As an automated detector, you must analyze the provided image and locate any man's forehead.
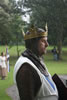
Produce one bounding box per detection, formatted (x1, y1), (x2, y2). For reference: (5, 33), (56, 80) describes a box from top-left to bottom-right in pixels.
(41, 37), (48, 40)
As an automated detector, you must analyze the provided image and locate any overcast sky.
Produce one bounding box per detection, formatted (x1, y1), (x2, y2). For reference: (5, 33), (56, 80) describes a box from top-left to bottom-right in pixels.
(15, 0), (30, 23)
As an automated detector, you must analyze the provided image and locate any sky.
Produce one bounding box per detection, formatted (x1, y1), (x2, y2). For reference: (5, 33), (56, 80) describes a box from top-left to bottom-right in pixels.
(15, 0), (30, 23)
(22, 14), (30, 23)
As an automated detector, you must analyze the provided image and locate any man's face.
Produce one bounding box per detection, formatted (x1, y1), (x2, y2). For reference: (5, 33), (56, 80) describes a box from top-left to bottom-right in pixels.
(38, 37), (48, 56)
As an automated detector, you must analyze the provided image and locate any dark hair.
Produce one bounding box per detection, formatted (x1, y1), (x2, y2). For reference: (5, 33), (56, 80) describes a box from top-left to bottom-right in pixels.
(25, 37), (41, 56)
(1, 52), (3, 56)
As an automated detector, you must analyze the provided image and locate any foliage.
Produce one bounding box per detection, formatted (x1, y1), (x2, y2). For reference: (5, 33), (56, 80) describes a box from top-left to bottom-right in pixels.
(0, 0), (27, 45)
(45, 0), (67, 57)
(0, 0), (12, 44)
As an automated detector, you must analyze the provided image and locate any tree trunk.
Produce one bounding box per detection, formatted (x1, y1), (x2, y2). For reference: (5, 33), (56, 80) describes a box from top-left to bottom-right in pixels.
(57, 39), (62, 60)
(16, 33), (19, 58)
(57, 28), (63, 60)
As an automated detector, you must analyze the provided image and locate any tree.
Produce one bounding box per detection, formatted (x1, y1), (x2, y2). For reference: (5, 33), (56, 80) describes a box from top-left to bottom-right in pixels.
(7, 0), (26, 57)
(45, 0), (67, 59)
(0, 0), (27, 57)
(0, 0), (12, 44)
(0, 0), (26, 45)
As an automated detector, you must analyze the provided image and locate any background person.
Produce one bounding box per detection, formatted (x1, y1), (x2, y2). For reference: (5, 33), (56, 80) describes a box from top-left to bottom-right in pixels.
(6, 45), (10, 72)
(6, 53), (10, 72)
(0, 52), (7, 80)
(14, 25), (58, 100)
(52, 46), (57, 61)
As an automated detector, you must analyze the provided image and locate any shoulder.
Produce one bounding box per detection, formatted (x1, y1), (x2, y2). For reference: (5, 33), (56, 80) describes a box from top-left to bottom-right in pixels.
(17, 63), (39, 78)
(16, 63), (42, 98)
(14, 56), (41, 77)
(16, 63), (41, 85)
(14, 56), (42, 84)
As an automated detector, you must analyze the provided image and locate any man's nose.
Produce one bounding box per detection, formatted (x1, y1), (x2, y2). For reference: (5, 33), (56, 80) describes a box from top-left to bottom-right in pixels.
(46, 42), (49, 47)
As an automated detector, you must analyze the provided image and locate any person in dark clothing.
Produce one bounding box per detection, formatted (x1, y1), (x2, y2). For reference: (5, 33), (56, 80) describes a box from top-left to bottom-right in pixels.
(14, 24), (58, 100)
(52, 46), (57, 61)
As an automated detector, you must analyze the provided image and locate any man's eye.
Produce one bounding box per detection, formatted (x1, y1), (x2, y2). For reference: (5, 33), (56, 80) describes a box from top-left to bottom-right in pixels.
(41, 40), (44, 43)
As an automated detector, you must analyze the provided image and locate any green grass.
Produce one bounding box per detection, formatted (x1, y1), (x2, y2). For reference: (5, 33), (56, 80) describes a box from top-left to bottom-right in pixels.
(0, 67), (14, 100)
(0, 45), (25, 57)
(44, 47), (67, 75)
(45, 60), (67, 75)
(0, 45), (67, 100)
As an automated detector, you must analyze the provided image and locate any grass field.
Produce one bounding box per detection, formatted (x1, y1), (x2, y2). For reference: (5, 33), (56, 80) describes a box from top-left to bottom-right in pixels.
(44, 47), (67, 75)
(0, 45), (67, 100)
(0, 67), (13, 100)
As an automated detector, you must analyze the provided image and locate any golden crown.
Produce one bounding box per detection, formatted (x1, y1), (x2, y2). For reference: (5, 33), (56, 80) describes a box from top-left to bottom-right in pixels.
(22, 23), (48, 40)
